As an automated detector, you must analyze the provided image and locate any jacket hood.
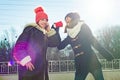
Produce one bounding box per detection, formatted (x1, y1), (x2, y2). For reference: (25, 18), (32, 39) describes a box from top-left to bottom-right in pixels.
(24, 23), (48, 34)
(24, 23), (56, 36)
(25, 23), (38, 28)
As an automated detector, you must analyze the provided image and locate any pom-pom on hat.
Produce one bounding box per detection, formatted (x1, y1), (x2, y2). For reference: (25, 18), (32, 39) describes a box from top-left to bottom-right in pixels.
(34, 6), (48, 23)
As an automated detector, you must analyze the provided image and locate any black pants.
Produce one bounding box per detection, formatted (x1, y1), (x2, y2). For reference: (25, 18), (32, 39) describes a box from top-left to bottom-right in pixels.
(75, 68), (104, 80)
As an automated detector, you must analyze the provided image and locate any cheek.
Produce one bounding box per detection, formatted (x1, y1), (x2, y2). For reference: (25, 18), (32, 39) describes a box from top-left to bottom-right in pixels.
(66, 17), (71, 22)
(65, 19), (69, 23)
(41, 23), (48, 28)
(65, 20), (70, 26)
(38, 21), (42, 25)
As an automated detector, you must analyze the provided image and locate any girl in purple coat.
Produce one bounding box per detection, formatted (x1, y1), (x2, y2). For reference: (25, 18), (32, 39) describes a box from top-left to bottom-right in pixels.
(13, 6), (62, 80)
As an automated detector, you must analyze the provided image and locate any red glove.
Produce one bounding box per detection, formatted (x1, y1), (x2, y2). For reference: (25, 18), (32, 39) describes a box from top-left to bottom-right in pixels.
(54, 21), (63, 28)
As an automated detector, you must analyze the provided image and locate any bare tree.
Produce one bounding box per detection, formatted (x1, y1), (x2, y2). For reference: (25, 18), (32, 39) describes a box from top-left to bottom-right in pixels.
(0, 27), (17, 61)
(96, 26), (120, 59)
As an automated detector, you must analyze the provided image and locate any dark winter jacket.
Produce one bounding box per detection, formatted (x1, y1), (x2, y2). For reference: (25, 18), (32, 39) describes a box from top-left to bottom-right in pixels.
(57, 21), (114, 71)
(13, 23), (60, 76)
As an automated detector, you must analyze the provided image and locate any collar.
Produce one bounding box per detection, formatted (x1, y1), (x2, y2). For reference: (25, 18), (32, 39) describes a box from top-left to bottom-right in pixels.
(67, 22), (84, 38)
(25, 23), (47, 34)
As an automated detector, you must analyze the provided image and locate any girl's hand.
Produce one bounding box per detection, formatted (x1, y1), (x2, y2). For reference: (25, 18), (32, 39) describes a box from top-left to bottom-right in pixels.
(46, 23), (50, 32)
(25, 62), (35, 71)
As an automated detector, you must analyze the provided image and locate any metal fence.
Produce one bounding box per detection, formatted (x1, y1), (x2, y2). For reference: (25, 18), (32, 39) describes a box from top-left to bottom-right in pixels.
(0, 62), (18, 74)
(0, 59), (120, 74)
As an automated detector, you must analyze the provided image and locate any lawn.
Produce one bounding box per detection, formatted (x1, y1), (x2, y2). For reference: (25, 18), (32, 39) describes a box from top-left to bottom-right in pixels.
(0, 70), (120, 80)
(49, 71), (120, 80)
(49, 72), (74, 80)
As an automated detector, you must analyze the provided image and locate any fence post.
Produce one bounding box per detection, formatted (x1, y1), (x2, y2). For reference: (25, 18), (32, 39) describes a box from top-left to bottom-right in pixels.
(119, 59), (120, 69)
(59, 60), (61, 72)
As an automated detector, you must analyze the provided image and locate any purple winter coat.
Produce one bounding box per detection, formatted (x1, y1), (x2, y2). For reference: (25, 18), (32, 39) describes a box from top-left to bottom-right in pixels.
(13, 23), (60, 79)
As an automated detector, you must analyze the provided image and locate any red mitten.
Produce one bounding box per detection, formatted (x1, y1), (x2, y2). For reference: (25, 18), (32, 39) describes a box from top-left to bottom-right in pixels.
(54, 21), (63, 28)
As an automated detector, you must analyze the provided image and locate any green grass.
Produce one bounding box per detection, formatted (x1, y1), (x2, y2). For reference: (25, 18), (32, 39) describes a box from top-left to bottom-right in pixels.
(49, 72), (74, 80)
(49, 72), (95, 80)
(0, 78), (3, 80)
(50, 71), (120, 80)
(0, 70), (120, 80)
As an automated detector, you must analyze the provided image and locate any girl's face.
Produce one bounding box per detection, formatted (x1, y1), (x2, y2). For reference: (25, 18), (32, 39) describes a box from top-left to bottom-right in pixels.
(65, 17), (71, 26)
(38, 19), (48, 29)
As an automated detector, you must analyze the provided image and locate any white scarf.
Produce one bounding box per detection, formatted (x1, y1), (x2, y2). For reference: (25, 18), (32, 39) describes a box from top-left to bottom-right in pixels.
(67, 22), (84, 38)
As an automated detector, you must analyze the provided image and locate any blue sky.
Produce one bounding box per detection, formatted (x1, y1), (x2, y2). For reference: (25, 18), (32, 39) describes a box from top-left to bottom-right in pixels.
(0, 0), (120, 39)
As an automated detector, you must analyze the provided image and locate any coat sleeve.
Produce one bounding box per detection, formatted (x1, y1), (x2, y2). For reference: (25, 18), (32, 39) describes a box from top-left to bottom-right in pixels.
(47, 27), (61, 47)
(13, 27), (32, 66)
(84, 24), (114, 61)
(92, 37), (114, 61)
(57, 37), (70, 50)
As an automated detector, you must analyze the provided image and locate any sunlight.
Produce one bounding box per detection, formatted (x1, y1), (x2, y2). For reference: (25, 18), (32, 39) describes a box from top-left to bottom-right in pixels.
(73, 0), (115, 30)
(88, 0), (113, 21)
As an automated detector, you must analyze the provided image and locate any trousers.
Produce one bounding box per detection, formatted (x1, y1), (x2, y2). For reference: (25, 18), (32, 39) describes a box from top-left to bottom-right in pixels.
(75, 68), (104, 80)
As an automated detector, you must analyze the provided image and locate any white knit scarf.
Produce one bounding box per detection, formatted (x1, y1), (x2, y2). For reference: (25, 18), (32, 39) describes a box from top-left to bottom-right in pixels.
(67, 22), (84, 38)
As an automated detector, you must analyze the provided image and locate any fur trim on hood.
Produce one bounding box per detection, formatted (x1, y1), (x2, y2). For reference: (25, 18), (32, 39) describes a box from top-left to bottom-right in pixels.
(25, 23), (38, 27)
(24, 23), (56, 37)
(24, 23), (47, 34)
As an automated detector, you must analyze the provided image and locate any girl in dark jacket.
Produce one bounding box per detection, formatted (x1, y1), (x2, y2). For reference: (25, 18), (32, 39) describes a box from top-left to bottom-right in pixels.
(13, 6), (62, 80)
(57, 12), (114, 80)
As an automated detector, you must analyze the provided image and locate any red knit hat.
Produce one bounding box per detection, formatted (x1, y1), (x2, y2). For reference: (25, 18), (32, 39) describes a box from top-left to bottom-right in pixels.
(34, 6), (48, 23)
